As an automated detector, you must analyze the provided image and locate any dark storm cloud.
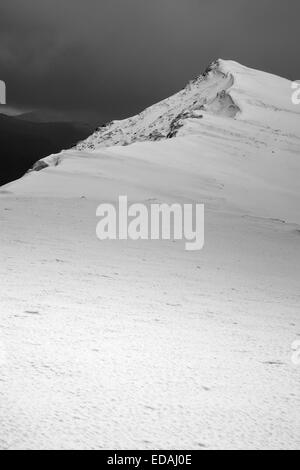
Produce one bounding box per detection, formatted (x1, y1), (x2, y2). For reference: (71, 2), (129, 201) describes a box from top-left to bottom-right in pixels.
(1, 0), (299, 123)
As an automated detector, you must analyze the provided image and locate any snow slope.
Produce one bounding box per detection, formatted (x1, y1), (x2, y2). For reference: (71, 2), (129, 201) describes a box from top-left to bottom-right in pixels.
(10, 60), (300, 224)
(0, 60), (299, 450)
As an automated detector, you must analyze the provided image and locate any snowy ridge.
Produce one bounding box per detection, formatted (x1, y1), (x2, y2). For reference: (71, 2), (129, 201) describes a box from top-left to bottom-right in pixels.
(76, 59), (239, 150)
(74, 58), (300, 150)
(28, 58), (300, 174)
(5, 59), (300, 225)
(219, 60), (300, 135)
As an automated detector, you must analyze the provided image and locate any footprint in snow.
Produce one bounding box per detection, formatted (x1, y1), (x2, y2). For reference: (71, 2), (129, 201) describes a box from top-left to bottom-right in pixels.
(262, 360), (284, 366)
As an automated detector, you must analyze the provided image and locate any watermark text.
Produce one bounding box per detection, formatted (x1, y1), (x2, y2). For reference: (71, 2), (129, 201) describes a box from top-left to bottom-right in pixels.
(291, 340), (300, 366)
(0, 80), (6, 104)
(96, 196), (204, 251)
(291, 81), (300, 105)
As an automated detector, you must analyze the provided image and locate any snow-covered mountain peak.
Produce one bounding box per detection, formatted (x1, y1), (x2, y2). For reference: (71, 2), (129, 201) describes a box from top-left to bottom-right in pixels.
(75, 59), (299, 151)
(4, 59), (300, 226)
(75, 59), (239, 150)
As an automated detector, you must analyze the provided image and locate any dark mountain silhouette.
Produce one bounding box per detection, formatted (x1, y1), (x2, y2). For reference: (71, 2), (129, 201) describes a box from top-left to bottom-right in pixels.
(15, 110), (74, 123)
(0, 113), (96, 186)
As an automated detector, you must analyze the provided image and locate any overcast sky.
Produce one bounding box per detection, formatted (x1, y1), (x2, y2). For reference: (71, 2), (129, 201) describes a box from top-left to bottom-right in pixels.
(0, 0), (299, 123)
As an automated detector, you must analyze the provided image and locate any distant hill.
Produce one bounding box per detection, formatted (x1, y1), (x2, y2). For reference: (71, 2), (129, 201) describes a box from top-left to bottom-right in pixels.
(0, 114), (95, 186)
(15, 110), (74, 123)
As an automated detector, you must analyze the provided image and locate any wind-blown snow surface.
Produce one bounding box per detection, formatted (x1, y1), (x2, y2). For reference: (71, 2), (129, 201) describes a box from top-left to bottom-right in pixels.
(0, 60), (299, 450)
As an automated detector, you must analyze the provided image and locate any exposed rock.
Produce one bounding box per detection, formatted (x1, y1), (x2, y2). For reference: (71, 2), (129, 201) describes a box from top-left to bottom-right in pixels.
(30, 160), (49, 172)
(167, 111), (203, 138)
(148, 130), (166, 141)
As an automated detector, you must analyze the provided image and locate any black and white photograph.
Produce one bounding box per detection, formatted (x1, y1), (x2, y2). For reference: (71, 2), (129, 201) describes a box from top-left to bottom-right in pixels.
(0, 0), (299, 453)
